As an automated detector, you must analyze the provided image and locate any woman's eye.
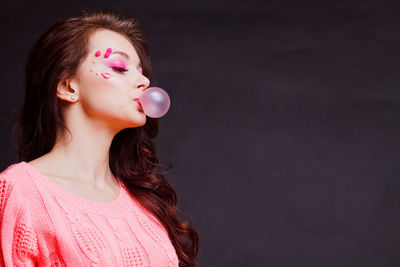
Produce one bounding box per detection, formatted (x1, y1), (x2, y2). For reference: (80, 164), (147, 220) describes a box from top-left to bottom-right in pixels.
(112, 67), (129, 73)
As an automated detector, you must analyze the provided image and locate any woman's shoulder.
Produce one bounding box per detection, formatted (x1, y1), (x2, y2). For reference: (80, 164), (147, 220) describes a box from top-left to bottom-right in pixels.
(0, 161), (31, 184)
(0, 162), (32, 215)
(0, 161), (37, 199)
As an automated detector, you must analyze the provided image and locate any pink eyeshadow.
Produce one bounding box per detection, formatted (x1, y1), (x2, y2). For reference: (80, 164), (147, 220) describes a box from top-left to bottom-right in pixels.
(105, 57), (126, 69)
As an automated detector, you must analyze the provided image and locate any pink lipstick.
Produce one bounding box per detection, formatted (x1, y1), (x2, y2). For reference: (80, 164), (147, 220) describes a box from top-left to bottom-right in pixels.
(133, 98), (143, 111)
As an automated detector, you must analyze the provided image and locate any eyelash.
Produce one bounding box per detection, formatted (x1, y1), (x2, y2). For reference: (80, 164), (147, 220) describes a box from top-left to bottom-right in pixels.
(112, 67), (129, 73)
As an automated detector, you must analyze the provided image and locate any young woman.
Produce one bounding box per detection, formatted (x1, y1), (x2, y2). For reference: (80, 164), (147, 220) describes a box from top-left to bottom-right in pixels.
(0, 10), (198, 266)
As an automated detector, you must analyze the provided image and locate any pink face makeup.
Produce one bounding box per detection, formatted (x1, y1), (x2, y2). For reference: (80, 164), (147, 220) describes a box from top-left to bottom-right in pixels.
(137, 66), (143, 74)
(95, 50), (101, 57)
(105, 57), (127, 70)
(104, 48), (112, 58)
(101, 72), (112, 79)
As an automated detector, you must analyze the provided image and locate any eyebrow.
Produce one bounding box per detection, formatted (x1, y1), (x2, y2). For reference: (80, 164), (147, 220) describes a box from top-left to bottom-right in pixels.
(111, 51), (142, 68)
(111, 51), (129, 60)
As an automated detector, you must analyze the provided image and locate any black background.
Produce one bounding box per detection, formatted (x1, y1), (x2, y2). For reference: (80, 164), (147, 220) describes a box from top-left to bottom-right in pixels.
(1, 1), (399, 266)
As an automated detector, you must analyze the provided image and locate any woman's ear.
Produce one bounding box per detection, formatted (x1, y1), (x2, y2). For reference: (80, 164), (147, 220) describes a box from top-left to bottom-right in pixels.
(56, 78), (79, 102)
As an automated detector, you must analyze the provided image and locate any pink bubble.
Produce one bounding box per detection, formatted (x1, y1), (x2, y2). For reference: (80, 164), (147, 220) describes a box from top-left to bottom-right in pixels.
(134, 87), (170, 118)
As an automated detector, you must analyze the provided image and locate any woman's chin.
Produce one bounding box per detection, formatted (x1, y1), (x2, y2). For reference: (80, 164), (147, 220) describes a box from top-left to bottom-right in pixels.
(133, 114), (147, 126)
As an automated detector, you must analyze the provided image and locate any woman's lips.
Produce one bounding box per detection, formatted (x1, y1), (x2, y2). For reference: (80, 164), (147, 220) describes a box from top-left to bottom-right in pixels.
(133, 98), (144, 111)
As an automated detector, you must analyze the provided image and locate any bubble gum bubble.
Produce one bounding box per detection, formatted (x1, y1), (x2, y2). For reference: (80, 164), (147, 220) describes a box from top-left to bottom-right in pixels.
(135, 87), (170, 118)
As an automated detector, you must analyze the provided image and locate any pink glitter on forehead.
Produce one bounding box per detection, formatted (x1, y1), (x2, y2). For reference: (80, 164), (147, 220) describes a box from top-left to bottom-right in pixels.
(104, 48), (112, 58)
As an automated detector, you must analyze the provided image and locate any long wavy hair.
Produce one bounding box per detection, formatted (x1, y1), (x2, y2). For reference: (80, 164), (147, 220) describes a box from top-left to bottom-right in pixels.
(9, 9), (198, 267)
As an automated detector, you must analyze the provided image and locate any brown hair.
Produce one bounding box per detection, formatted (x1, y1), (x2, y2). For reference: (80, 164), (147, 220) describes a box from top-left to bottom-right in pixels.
(10, 9), (198, 266)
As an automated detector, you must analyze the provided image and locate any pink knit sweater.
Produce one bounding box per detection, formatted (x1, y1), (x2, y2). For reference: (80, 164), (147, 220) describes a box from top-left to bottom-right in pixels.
(0, 161), (179, 266)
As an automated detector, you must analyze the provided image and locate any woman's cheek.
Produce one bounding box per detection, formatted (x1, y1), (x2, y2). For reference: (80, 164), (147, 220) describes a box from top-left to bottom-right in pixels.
(86, 64), (129, 93)
(103, 75), (131, 92)
(100, 72), (112, 79)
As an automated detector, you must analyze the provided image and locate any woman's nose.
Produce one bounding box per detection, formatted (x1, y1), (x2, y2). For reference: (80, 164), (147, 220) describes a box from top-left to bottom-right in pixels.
(135, 74), (150, 91)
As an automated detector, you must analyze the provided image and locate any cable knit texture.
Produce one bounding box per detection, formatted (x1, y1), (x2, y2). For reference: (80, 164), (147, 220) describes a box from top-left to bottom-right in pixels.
(0, 161), (179, 267)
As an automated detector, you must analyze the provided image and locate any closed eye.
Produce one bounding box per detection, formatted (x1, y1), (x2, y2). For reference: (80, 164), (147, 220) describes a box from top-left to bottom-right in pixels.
(112, 67), (129, 73)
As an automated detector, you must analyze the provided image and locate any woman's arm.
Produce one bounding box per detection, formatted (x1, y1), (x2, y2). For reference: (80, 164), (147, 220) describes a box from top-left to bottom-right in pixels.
(0, 173), (39, 267)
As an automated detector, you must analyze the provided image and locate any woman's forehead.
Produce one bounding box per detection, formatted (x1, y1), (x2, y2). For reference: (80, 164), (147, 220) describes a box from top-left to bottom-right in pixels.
(87, 29), (138, 59)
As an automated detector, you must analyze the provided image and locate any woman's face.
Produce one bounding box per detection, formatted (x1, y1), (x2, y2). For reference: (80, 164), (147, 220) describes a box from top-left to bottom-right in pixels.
(65, 29), (150, 131)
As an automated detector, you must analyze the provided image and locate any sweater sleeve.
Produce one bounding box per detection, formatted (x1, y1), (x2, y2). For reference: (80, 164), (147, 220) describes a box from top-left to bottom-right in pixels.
(0, 173), (39, 267)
